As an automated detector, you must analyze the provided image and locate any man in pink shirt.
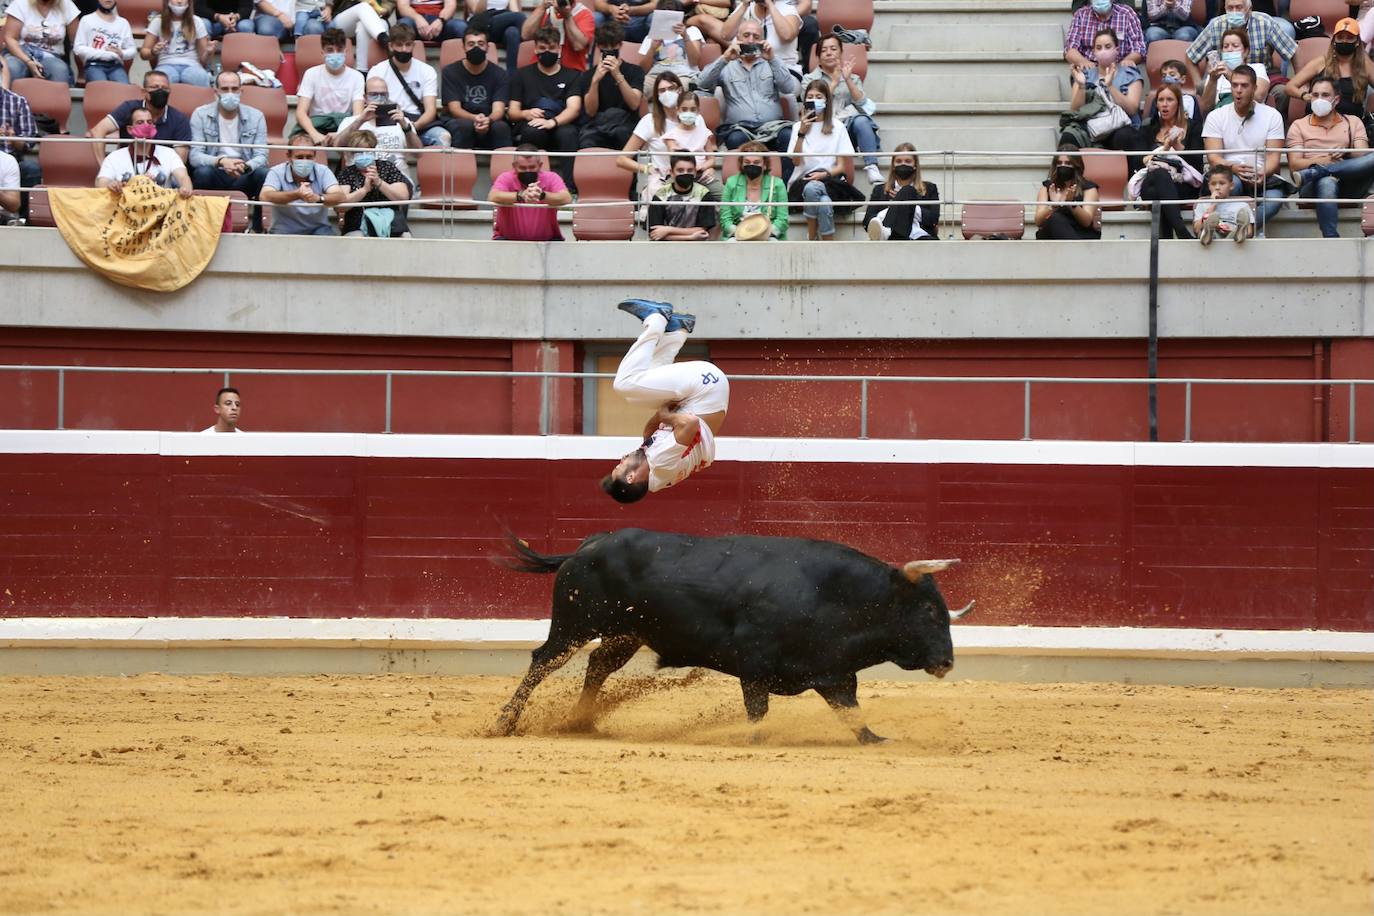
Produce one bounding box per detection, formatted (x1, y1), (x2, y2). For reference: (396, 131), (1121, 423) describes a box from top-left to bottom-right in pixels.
(489, 145), (572, 240)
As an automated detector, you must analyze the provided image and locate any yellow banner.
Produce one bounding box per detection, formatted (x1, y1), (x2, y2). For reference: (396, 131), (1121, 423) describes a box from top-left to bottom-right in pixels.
(49, 176), (231, 293)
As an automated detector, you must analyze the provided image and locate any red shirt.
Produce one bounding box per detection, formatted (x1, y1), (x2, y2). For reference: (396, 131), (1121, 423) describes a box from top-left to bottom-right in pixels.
(537, 2), (594, 71)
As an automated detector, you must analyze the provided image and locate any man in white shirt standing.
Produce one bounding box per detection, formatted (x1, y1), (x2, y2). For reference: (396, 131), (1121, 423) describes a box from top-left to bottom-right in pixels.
(203, 387), (244, 433)
(95, 107), (194, 196)
(365, 22), (450, 147)
(602, 298), (729, 503)
(1201, 65), (1287, 234)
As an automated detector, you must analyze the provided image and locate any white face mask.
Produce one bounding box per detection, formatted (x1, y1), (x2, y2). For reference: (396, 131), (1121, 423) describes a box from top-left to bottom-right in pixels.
(1311, 97), (1334, 118)
(168, 2), (188, 15)
(677, 111), (698, 127)
(658, 89), (680, 108)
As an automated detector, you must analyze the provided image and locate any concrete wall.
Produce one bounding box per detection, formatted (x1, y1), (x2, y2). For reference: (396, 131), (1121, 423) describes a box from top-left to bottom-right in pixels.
(3, 229), (1371, 341)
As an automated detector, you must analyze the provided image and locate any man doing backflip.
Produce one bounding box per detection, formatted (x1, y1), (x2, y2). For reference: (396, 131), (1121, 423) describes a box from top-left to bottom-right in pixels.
(601, 298), (730, 503)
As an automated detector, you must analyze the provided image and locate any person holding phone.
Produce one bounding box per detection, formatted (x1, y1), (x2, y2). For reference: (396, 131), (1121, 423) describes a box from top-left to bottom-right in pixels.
(489, 143), (572, 240)
(786, 79), (863, 240)
(332, 76), (424, 174)
(698, 20), (796, 177)
(1034, 148), (1101, 240)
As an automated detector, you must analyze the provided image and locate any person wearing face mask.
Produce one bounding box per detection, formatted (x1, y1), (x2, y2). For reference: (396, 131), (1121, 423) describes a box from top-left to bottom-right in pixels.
(366, 23), (451, 148)
(719, 140), (787, 239)
(1034, 148), (1101, 240)
(463, 0), (527, 77)
(89, 70), (194, 169)
(1286, 75), (1374, 238)
(1184, 0), (1294, 87)
(661, 91), (719, 196)
(786, 79), (863, 240)
(863, 143), (939, 241)
(520, 0), (594, 71)
(2, 0), (79, 84)
(645, 153), (717, 240)
(617, 72), (685, 208)
(1063, 0), (1145, 70)
(698, 20), (797, 180)
(1144, 59), (1200, 127)
(333, 75), (423, 170)
(260, 133), (348, 234)
(189, 70), (270, 230)
(96, 106), (195, 196)
(805, 34), (882, 185)
(441, 28), (514, 151)
(489, 144), (572, 240)
(508, 27), (584, 186)
(1199, 27), (1269, 111)
(334, 130), (413, 236)
(139, 0), (211, 86)
(1286, 18), (1374, 119)
(295, 28), (367, 147)
(1065, 27), (1144, 152)
(74, 0), (137, 84)
(577, 22), (645, 150)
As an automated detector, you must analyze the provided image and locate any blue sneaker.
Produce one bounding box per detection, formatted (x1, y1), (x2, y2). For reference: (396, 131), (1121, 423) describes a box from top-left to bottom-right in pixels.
(665, 312), (696, 334)
(617, 298), (674, 322)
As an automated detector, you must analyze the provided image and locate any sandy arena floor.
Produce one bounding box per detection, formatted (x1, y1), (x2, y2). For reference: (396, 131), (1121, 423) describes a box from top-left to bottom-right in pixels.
(0, 672), (1370, 916)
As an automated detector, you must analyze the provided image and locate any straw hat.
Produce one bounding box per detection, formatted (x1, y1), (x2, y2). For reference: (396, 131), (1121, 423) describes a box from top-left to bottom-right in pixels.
(735, 212), (772, 241)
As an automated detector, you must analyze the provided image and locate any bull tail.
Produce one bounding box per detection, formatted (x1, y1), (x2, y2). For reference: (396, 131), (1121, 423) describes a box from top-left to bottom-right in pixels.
(495, 530), (578, 575)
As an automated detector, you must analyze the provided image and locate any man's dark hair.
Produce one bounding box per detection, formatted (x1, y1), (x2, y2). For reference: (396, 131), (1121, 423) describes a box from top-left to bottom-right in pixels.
(389, 21), (417, 44)
(533, 26), (560, 46)
(215, 386), (240, 405)
(595, 21), (624, 46)
(321, 27), (348, 49)
(515, 142), (542, 154)
(600, 472), (649, 504)
(1309, 75), (1337, 94)
(1208, 163), (1235, 181)
(1228, 65), (1256, 86)
(464, 26), (490, 43)
(129, 106), (153, 121)
(143, 70), (169, 87)
(670, 153), (697, 171)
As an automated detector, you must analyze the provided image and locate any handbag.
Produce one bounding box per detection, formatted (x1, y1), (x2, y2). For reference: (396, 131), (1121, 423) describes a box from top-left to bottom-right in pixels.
(1086, 83), (1129, 140)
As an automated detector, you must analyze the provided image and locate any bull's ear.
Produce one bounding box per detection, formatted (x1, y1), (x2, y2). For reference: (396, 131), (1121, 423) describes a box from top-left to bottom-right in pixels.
(901, 559), (960, 582)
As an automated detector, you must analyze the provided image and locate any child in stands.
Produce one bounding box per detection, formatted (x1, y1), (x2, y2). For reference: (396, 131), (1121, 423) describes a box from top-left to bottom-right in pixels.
(1194, 164), (1252, 245)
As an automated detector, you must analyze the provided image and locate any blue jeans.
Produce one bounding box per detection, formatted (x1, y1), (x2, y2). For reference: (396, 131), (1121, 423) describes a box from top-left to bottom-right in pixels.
(1144, 24), (1200, 43)
(206, 15), (257, 37)
(83, 60), (131, 83)
(295, 9), (326, 35)
(420, 123), (450, 147)
(845, 114), (880, 168)
(398, 14), (466, 41)
(1229, 175), (1286, 229)
(251, 13), (290, 36)
(159, 61), (211, 86)
(484, 10), (526, 74)
(1297, 155), (1374, 237)
(802, 179), (834, 236)
(3, 51), (72, 85)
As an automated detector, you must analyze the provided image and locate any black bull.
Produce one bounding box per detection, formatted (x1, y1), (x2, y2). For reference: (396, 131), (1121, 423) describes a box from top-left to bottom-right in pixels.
(492, 529), (973, 744)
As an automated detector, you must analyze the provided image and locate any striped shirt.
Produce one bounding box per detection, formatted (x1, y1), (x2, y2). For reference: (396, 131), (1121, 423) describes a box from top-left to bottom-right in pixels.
(0, 89), (37, 156)
(1185, 12), (1296, 65)
(1064, 4), (1146, 62)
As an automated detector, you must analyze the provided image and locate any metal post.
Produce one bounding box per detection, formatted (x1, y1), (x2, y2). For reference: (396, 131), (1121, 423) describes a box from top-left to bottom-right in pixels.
(859, 379), (869, 439)
(1022, 381), (1031, 441)
(1184, 381), (1192, 443)
(539, 374), (551, 436)
(384, 373), (392, 434)
(56, 369), (65, 430)
(1147, 199), (1160, 442)
(1350, 381), (1357, 444)
(223, 371), (230, 388)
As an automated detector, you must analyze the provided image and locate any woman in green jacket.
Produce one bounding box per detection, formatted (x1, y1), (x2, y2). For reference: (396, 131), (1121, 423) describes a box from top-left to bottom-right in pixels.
(719, 140), (789, 240)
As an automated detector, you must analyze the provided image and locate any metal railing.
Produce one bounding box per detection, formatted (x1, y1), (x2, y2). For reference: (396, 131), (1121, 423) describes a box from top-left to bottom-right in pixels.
(2, 364), (1370, 443)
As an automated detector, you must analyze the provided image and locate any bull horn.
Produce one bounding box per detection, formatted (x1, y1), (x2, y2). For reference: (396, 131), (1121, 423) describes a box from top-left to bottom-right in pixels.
(949, 599), (975, 621)
(902, 559), (960, 582)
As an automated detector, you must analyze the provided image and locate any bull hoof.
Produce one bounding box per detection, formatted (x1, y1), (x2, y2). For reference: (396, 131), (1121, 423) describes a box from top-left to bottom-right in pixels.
(563, 717), (597, 734)
(856, 727), (887, 745)
(489, 714), (518, 738)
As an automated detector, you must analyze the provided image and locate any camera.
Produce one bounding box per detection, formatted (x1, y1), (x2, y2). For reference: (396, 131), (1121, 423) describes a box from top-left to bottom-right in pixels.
(739, 42), (759, 56)
(375, 102), (396, 127)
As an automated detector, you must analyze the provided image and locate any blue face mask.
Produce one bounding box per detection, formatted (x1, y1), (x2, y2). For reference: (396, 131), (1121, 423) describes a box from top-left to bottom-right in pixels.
(218, 91), (240, 113)
(1162, 73), (1182, 84)
(291, 159), (315, 179)
(324, 51), (346, 70)
(1225, 11), (1246, 27)
(1221, 50), (1244, 69)
(1091, 0), (1111, 13)
(353, 153), (375, 169)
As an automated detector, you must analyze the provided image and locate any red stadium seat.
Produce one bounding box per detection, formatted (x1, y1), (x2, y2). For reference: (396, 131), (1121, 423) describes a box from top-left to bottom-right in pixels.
(295, 35), (350, 71)
(120, 0), (161, 32)
(439, 37), (500, 69)
(1362, 197), (1374, 236)
(1079, 148), (1129, 211)
(242, 85), (290, 140)
(818, 0), (874, 36)
(14, 78), (72, 134)
(961, 201), (1025, 240)
(194, 188), (252, 232)
(221, 33), (285, 74)
(805, 44), (869, 81)
(169, 83), (214, 115)
(516, 40), (536, 69)
(572, 146), (634, 240)
(26, 187), (55, 227)
(417, 149), (478, 209)
(1293, 36), (1330, 74)
(488, 145), (518, 183)
(696, 42), (721, 71)
(1145, 40), (1191, 91)
(38, 139), (100, 186)
(81, 81), (143, 130)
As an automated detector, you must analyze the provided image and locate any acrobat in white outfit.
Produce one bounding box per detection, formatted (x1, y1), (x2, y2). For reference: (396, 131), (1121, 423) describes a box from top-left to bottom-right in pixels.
(601, 298), (730, 504)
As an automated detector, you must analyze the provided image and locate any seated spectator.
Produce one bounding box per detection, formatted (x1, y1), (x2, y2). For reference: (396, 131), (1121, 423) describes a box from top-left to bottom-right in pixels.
(249, 0), (329, 37)
(96, 106), (194, 194)
(1065, 29), (1144, 151)
(1199, 27), (1269, 110)
(89, 70), (194, 177)
(787, 79), (864, 240)
(662, 89), (719, 195)
(441, 28), (513, 150)
(295, 29), (366, 145)
(1034, 149), (1101, 240)
(1194, 164), (1252, 243)
(189, 70), (269, 230)
(140, 0), (211, 86)
(1201, 65), (1286, 231)
(1145, 58), (1201, 126)
(593, 0), (654, 45)
(863, 143), (939, 241)
(0, 148), (20, 221)
(2, 0), (78, 84)
(75, 0), (136, 84)
(335, 131), (413, 236)
(367, 23), (451, 147)
(646, 153), (718, 239)
(508, 27), (584, 185)
(1, 69), (42, 192)
(1064, 0), (1145, 69)
(1132, 83), (1204, 239)
(640, 3), (703, 97)
(719, 139), (788, 240)
(805, 33), (882, 184)
(578, 22), (645, 150)
(1145, 0), (1200, 45)
(195, 0), (255, 39)
(521, 0), (595, 71)
(260, 133), (347, 235)
(328, 0), (394, 70)
(720, 0), (804, 83)
(1287, 76), (1374, 238)
(1285, 19), (1374, 119)
(334, 76), (424, 171)
(1186, 0), (1294, 86)
(617, 71), (686, 204)
(699, 20), (797, 177)
(465, 0), (526, 75)
(396, 0), (465, 43)
(489, 143), (572, 240)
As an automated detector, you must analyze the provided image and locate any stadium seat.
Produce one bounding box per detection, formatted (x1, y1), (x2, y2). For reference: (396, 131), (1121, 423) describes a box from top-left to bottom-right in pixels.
(1145, 40), (1190, 90)
(516, 40), (536, 69)
(120, 0), (161, 32)
(26, 187), (55, 227)
(818, 0), (874, 36)
(571, 146), (634, 240)
(14, 79), (72, 134)
(488, 145), (517, 184)
(295, 35), (349, 71)
(1290, 0), (1349, 36)
(194, 189), (252, 232)
(1079, 148), (1129, 210)
(697, 42), (721, 71)
(1189, 0), (1208, 26)
(805, 43), (869, 81)
(169, 83), (215, 114)
(222, 33), (285, 74)
(1293, 36), (1330, 74)
(1362, 198), (1374, 236)
(699, 95), (721, 131)
(81, 81), (143, 130)
(39, 140), (101, 186)
(417, 149), (478, 209)
(438, 37), (499, 69)
(960, 201), (1025, 240)
(617, 40), (645, 68)
(242, 85), (290, 140)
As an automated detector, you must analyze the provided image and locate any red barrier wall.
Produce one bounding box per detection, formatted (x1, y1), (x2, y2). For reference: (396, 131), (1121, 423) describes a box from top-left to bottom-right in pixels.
(1, 452), (1369, 631)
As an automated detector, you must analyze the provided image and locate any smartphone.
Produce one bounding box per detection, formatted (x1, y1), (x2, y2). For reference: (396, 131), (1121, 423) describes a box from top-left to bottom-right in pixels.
(375, 102), (396, 127)
(1205, 50), (1220, 70)
(808, 98), (825, 113)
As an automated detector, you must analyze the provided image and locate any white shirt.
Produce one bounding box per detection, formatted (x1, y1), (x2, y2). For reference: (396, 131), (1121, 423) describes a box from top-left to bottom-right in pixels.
(787, 118), (854, 183)
(0, 151), (19, 214)
(335, 115), (408, 168)
(742, 0), (802, 73)
(201, 425), (244, 433)
(367, 58), (438, 118)
(97, 145), (186, 187)
(8, 0), (80, 56)
(646, 421), (715, 493)
(632, 112), (678, 175)
(74, 12), (135, 63)
(1201, 101), (1284, 174)
(661, 118), (712, 169)
(216, 112), (241, 160)
(146, 13), (208, 66)
(298, 64), (365, 116)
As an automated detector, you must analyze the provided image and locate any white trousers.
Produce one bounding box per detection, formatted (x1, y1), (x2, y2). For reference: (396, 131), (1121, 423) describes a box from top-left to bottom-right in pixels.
(612, 314), (729, 415)
(331, 4), (389, 68)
